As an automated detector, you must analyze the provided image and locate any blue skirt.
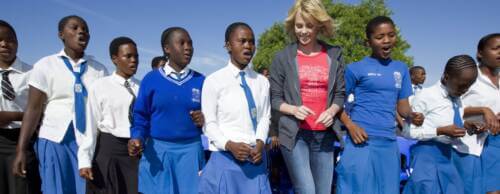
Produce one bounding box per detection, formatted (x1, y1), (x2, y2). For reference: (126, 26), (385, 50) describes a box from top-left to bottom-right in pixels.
(481, 135), (500, 192)
(138, 137), (204, 194)
(35, 125), (85, 194)
(403, 141), (464, 194)
(199, 151), (271, 194)
(336, 136), (400, 194)
(451, 149), (483, 194)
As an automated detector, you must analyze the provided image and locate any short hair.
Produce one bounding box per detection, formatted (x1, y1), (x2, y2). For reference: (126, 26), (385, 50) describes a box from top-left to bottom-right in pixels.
(284, 0), (335, 41)
(160, 27), (188, 56)
(0, 20), (17, 40)
(151, 56), (166, 69)
(109, 36), (136, 58)
(409, 66), (425, 75)
(476, 33), (500, 62)
(58, 15), (87, 33)
(225, 22), (253, 43)
(443, 55), (477, 77)
(365, 16), (395, 39)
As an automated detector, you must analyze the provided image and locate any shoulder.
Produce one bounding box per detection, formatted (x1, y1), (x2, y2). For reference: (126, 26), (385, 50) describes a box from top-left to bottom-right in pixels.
(190, 69), (206, 80)
(85, 56), (108, 72)
(392, 60), (410, 71)
(88, 76), (112, 93)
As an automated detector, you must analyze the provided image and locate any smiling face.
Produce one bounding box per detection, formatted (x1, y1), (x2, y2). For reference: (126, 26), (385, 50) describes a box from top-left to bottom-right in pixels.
(226, 26), (255, 69)
(59, 17), (90, 55)
(112, 43), (138, 79)
(164, 30), (193, 70)
(0, 25), (17, 65)
(367, 22), (396, 60)
(478, 36), (500, 69)
(294, 11), (320, 46)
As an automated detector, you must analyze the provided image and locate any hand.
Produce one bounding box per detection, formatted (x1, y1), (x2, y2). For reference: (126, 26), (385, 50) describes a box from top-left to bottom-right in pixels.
(190, 110), (204, 128)
(79, 168), (94, 180)
(128, 139), (143, 157)
(482, 108), (500, 133)
(315, 109), (335, 127)
(346, 123), (368, 144)
(270, 136), (280, 150)
(12, 151), (27, 177)
(410, 112), (425, 126)
(464, 121), (486, 135)
(437, 124), (466, 138)
(250, 140), (264, 164)
(225, 141), (252, 162)
(292, 105), (315, 120)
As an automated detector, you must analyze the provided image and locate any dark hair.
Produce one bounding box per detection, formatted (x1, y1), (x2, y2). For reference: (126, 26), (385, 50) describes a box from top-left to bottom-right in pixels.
(365, 16), (395, 39)
(109, 36), (136, 58)
(58, 15), (88, 33)
(225, 22), (253, 43)
(409, 66), (425, 75)
(151, 56), (166, 69)
(443, 55), (477, 77)
(476, 33), (500, 62)
(160, 27), (187, 55)
(0, 20), (17, 40)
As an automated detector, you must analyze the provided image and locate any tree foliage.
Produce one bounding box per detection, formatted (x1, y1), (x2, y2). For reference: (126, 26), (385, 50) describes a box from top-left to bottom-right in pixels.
(253, 0), (413, 71)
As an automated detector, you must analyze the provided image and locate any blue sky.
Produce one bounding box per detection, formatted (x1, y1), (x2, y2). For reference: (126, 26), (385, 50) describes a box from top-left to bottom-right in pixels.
(3, 0), (500, 86)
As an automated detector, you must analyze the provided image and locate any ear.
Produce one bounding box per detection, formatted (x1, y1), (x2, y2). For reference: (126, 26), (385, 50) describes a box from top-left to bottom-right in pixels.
(364, 39), (370, 47)
(111, 54), (118, 65)
(477, 50), (483, 62)
(58, 31), (64, 41)
(163, 44), (170, 56)
(224, 41), (231, 53)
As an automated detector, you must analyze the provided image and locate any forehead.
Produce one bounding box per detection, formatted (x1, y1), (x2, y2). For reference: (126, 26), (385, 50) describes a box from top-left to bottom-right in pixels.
(171, 30), (190, 40)
(372, 22), (395, 34)
(0, 26), (16, 37)
(118, 43), (137, 52)
(230, 26), (254, 38)
(64, 18), (87, 28)
(486, 36), (500, 47)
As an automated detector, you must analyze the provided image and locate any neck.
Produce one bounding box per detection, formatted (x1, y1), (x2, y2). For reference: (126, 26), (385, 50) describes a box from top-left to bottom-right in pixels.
(0, 57), (16, 69)
(64, 47), (84, 63)
(168, 61), (185, 73)
(297, 41), (321, 55)
(231, 59), (247, 70)
(479, 63), (499, 87)
(116, 71), (132, 80)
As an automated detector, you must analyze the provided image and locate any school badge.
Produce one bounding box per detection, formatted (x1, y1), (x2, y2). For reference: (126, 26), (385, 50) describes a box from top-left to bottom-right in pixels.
(394, 71), (402, 89)
(251, 107), (257, 119)
(75, 83), (83, 93)
(192, 88), (201, 103)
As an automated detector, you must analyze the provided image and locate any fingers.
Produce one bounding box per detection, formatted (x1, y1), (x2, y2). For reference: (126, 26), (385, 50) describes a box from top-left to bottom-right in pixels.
(12, 154), (26, 178)
(190, 110), (204, 127)
(348, 126), (367, 144)
(79, 168), (94, 180)
(315, 111), (334, 127)
(453, 128), (466, 137)
(294, 106), (315, 120)
(128, 139), (143, 157)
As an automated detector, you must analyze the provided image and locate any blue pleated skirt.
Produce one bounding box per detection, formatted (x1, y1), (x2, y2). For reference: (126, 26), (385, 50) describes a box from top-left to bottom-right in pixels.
(451, 148), (483, 194)
(403, 141), (464, 194)
(481, 135), (500, 192)
(199, 151), (271, 194)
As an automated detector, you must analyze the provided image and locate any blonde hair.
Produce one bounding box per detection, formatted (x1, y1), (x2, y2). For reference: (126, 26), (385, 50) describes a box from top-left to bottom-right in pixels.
(284, 0), (335, 41)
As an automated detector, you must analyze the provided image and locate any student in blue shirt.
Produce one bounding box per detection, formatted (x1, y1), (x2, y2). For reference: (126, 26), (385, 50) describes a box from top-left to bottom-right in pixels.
(403, 55), (479, 194)
(128, 27), (205, 194)
(336, 16), (424, 194)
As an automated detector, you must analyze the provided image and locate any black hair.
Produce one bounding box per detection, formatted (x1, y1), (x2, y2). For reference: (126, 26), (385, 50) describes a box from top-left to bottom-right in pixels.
(160, 27), (187, 56)
(151, 56), (166, 69)
(58, 15), (87, 33)
(224, 22), (253, 43)
(365, 16), (395, 39)
(109, 36), (136, 58)
(409, 66), (425, 75)
(476, 33), (500, 62)
(443, 55), (477, 77)
(0, 20), (17, 40)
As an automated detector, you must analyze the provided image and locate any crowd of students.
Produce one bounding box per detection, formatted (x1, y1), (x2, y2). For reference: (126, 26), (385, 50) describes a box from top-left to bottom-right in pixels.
(1, 0), (499, 194)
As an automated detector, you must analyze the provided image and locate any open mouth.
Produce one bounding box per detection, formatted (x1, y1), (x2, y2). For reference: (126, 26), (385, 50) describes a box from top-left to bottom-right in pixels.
(77, 36), (88, 47)
(382, 46), (392, 54)
(243, 51), (253, 59)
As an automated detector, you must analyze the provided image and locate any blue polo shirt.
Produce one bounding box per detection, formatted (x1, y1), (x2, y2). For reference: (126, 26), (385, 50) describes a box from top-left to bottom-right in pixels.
(345, 56), (412, 139)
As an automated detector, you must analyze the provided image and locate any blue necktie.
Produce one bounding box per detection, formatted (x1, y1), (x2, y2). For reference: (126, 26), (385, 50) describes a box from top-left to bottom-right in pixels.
(451, 97), (464, 128)
(239, 71), (257, 131)
(61, 57), (88, 133)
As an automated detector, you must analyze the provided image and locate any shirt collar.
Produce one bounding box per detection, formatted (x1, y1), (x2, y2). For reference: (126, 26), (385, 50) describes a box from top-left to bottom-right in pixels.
(476, 67), (500, 89)
(226, 60), (251, 78)
(111, 72), (135, 87)
(162, 61), (189, 76)
(56, 49), (89, 67)
(0, 57), (24, 73)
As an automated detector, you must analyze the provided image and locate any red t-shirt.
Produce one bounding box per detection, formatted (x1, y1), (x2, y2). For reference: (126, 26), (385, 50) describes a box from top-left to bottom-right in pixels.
(297, 48), (330, 131)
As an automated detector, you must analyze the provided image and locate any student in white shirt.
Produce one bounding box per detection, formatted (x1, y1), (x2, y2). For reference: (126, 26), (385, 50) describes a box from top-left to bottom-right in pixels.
(403, 55), (479, 194)
(199, 22), (271, 194)
(409, 66), (426, 96)
(12, 15), (108, 194)
(78, 37), (139, 194)
(462, 33), (500, 194)
(0, 20), (41, 194)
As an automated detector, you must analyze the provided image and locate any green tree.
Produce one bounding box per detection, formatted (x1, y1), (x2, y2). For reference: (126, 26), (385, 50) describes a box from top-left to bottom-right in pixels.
(253, 0), (413, 71)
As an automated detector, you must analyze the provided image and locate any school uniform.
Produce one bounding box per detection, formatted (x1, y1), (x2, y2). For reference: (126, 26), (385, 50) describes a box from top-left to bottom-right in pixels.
(461, 68), (500, 193)
(0, 58), (41, 194)
(29, 50), (108, 194)
(199, 61), (271, 194)
(336, 56), (412, 194)
(131, 64), (205, 194)
(77, 73), (139, 194)
(402, 82), (465, 194)
(409, 83), (423, 104)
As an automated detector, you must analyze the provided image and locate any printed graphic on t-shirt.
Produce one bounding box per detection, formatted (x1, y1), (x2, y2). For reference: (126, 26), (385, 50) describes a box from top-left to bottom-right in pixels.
(394, 71), (402, 89)
(192, 88), (201, 103)
(298, 64), (329, 98)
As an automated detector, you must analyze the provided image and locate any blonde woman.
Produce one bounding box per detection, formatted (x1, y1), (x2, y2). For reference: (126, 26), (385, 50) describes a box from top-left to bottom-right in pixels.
(269, 0), (344, 193)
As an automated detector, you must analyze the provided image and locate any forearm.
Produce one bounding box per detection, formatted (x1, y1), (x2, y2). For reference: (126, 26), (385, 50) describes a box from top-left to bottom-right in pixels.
(279, 103), (298, 116)
(464, 107), (489, 117)
(16, 107), (42, 151)
(0, 111), (24, 124)
(339, 110), (356, 129)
